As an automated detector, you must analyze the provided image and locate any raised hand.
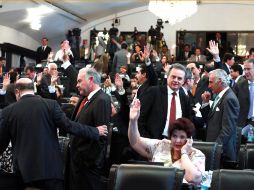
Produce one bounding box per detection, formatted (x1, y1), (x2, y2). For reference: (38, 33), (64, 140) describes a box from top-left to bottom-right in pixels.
(130, 98), (141, 121)
(115, 73), (123, 89)
(96, 125), (108, 136)
(206, 40), (219, 56)
(2, 73), (10, 90)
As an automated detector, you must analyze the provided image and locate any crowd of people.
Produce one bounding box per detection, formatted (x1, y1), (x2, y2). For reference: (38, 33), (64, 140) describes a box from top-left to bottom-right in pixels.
(0, 31), (253, 190)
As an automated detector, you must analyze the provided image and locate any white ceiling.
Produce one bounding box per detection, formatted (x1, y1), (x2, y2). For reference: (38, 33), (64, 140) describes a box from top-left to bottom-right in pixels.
(1, 0), (254, 42)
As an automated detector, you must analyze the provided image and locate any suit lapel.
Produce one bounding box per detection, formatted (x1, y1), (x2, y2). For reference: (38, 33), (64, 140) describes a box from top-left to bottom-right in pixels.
(161, 86), (168, 124)
(207, 88), (230, 119)
(74, 90), (102, 120)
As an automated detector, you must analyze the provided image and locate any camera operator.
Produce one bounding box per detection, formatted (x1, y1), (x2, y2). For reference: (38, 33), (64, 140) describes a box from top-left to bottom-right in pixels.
(106, 24), (119, 61)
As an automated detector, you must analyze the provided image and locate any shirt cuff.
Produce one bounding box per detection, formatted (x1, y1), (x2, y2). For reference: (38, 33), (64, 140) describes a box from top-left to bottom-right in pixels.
(0, 89), (6, 95)
(201, 102), (210, 109)
(145, 58), (151, 66)
(61, 60), (72, 70)
(213, 55), (221, 62)
(48, 85), (56, 93)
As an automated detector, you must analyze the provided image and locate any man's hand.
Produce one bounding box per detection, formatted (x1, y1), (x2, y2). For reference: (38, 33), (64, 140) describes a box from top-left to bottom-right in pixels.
(115, 73), (123, 89)
(201, 91), (211, 103)
(96, 125), (108, 136)
(36, 72), (43, 85)
(2, 73), (10, 90)
(206, 40), (219, 57)
(51, 73), (59, 86)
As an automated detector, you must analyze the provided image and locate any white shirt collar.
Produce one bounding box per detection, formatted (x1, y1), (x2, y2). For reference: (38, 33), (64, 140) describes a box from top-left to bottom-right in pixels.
(217, 86), (230, 100)
(167, 86), (179, 96)
(87, 87), (101, 100)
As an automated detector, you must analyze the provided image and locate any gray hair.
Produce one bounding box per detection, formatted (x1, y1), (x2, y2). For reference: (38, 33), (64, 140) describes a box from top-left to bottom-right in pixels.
(80, 67), (101, 85)
(244, 59), (254, 65)
(47, 63), (57, 70)
(167, 63), (186, 79)
(209, 69), (230, 87)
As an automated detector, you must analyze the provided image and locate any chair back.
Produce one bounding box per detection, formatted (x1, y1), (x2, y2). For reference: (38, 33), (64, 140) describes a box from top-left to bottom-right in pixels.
(211, 169), (254, 190)
(108, 164), (184, 190)
(193, 141), (222, 170)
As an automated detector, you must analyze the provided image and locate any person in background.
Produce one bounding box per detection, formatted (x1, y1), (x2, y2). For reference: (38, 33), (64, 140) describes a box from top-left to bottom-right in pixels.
(188, 47), (207, 63)
(129, 99), (205, 184)
(36, 37), (52, 64)
(229, 64), (244, 89)
(0, 57), (7, 84)
(54, 40), (74, 65)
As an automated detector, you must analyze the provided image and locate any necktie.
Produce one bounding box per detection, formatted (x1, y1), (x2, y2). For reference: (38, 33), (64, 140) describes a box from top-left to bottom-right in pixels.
(169, 92), (176, 126)
(230, 79), (235, 88)
(191, 83), (197, 96)
(248, 82), (254, 119)
(76, 97), (88, 117)
(197, 56), (200, 62)
(211, 95), (220, 110)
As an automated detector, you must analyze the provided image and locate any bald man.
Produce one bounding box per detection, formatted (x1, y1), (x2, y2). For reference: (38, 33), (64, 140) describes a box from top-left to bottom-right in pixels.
(0, 78), (108, 190)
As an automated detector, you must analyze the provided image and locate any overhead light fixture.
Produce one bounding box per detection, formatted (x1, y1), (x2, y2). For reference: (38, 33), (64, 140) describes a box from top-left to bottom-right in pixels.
(148, 0), (198, 25)
(25, 5), (54, 30)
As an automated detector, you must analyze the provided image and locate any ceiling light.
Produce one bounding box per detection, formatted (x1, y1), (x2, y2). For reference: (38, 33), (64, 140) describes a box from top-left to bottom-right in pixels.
(148, 0), (198, 25)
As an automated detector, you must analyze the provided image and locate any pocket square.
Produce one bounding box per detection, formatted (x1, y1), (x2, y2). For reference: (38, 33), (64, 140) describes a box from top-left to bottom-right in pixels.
(216, 107), (220, 111)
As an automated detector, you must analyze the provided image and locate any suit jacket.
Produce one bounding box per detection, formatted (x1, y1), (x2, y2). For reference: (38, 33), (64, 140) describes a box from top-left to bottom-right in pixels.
(200, 88), (239, 161)
(36, 46), (52, 64)
(137, 62), (158, 101)
(214, 61), (230, 75)
(0, 95), (99, 183)
(193, 76), (210, 104)
(70, 89), (111, 173)
(112, 49), (128, 73)
(234, 79), (250, 127)
(138, 85), (192, 139)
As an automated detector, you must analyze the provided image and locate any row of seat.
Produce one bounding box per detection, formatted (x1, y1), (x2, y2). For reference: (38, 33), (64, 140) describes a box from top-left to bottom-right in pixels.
(108, 164), (254, 190)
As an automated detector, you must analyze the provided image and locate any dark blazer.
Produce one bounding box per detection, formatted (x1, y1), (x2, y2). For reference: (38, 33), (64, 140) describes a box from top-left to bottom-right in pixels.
(137, 63), (158, 101)
(234, 79), (250, 128)
(193, 76), (210, 104)
(0, 95), (99, 183)
(70, 89), (111, 173)
(36, 46), (52, 64)
(138, 85), (192, 139)
(214, 61), (230, 75)
(200, 88), (239, 161)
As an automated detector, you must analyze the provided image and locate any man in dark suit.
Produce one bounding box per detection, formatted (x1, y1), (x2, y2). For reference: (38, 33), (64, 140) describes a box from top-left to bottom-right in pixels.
(187, 62), (210, 105)
(234, 59), (254, 128)
(206, 40), (234, 75)
(138, 63), (191, 139)
(64, 66), (111, 190)
(135, 46), (158, 101)
(200, 69), (239, 163)
(230, 64), (245, 89)
(0, 78), (108, 190)
(36, 37), (52, 64)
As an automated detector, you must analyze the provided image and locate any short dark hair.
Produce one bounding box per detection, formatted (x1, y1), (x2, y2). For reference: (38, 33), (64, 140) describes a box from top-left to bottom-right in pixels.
(121, 42), (128, 49)
(223, 53), (234, 62)
(249, 48), (254, 55)
(138, 63), (147, 75)
(167, 63), (186, 78)
(24, 65), (35, 73)
(231, 64), (243, 75)
(15, 82), (34, 91)
(169, 118), (195, 138)
(204, 64), (214, 73)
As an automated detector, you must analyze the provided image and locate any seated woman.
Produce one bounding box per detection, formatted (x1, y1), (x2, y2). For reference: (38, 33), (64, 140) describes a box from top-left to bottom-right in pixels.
(128, 99), (205, 184)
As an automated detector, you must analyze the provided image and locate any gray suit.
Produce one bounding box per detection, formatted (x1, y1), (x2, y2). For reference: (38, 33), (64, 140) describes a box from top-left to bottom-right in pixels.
(201, 88), (240, 161)
(188, 54), (207, 63)
(112, 49), (128, 73)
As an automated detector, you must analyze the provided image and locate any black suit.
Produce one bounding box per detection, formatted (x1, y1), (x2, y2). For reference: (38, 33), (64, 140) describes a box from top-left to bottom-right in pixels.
(36, 46), (52, 64)
(234, 79), (250, 128)
(69, 90), (111, 190)
(138, 85), (192, 139)
(0, 95), (99, 189)
(214, 61), (230, 75)
(193, 76), (210, 104)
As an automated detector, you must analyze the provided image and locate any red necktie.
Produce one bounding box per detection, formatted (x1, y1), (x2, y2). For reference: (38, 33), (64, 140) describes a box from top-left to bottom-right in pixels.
(169, 92), (176, 126)
(76, 97), (88, 116)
